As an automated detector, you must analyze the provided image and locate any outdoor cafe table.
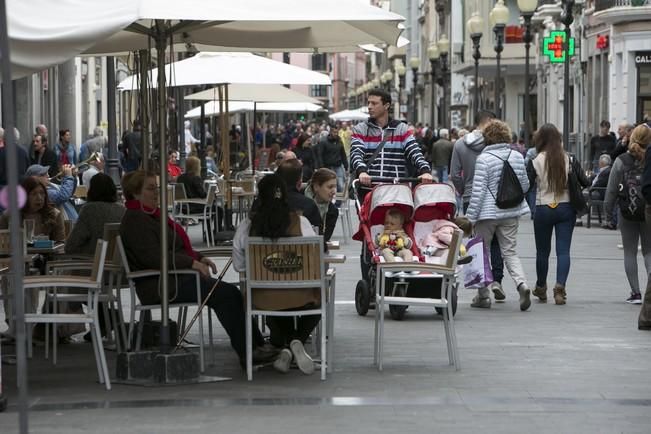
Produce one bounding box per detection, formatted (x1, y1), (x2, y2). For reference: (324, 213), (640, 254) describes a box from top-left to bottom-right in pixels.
(27, 242), (65, 256)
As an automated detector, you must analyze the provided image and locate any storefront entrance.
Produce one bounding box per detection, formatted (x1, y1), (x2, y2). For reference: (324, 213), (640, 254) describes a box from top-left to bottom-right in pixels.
(637, 54), (651, 123)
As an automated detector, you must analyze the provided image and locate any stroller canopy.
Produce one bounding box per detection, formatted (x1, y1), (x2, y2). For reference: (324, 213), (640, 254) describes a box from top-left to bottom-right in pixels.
(368, 183), (414, 225)
(413, 183), (456, 221)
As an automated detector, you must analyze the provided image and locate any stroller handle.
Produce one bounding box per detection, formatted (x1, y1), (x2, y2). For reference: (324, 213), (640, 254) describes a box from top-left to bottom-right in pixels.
(351, 177), (423, 210)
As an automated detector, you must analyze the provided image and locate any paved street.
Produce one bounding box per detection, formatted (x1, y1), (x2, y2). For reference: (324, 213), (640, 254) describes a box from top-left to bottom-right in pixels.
(1, 213), (650, 434)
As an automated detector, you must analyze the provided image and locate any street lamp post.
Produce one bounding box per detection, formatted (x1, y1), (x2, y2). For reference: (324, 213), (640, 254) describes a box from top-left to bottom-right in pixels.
(467, 11), (484, 125)
(491, 0), (509, 119)
(561, 0), (575, 151)
(428, 42), (440, 129)
(396, 60), (406, 120)
(518, 0), (538, 148)
(410, 56), (420, 123)
(438, 35), (450, 128)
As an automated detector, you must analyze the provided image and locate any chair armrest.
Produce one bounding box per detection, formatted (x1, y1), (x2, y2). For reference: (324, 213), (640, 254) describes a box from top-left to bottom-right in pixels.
(127, 269), (200, 280)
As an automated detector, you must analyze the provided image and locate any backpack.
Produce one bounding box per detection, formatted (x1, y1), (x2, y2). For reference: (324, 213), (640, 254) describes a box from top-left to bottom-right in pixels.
(487, 150), (525, 209)
(618, 153), (646, 221)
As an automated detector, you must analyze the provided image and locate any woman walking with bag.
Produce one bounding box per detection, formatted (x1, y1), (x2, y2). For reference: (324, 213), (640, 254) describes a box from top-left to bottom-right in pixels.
(527, 124), (589, 305)
(465, 119), (531, 311)
(604, 124), (651, 304)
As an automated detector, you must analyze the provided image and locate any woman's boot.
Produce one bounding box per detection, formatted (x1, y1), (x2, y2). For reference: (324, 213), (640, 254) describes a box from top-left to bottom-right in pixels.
(532, 284), (547, 303)
(553, 284), (566, 305)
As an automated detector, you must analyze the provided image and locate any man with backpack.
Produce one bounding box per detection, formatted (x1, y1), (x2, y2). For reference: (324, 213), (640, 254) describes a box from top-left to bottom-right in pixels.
(450, 110), (506, 302)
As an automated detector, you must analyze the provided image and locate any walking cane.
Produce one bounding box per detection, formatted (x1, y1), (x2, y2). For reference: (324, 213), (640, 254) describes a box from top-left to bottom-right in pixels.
(173, 258), (232, 352)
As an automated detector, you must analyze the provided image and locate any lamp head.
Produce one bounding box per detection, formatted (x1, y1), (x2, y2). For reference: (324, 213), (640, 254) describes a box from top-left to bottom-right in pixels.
(410, 56), (421, 70)
(493, 0), (510, 26)
(396, 63), (407, 77)
(427, 42), (440, 61)
(467, 12), (484, 37)
(438, 35), (450, 55)
(517, 0), (538, 14)
(385, 70), (394, 81)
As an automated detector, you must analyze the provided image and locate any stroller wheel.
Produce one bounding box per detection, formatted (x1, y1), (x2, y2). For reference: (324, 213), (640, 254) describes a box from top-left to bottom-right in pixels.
(355, 280), (371, 316)
(435, 284), (458, 317)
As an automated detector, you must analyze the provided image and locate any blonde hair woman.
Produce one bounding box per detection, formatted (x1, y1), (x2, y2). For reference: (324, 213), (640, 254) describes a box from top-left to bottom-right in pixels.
(604, 124), (651, 304)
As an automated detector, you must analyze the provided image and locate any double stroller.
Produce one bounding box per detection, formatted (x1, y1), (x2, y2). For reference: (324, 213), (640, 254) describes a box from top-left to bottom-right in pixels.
(352, 181), (460, 320)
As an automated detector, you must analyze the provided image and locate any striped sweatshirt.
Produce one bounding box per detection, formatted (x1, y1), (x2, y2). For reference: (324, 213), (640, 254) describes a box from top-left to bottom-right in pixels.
(350, 119), (430, 179)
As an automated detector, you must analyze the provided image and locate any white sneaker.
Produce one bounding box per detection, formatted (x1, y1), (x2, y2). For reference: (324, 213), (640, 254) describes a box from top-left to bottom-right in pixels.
(289, 339), (315, 375)
(272, 349), (292, 374)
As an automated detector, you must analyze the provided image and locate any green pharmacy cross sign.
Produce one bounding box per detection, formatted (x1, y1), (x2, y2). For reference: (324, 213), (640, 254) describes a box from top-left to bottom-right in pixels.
(542, 31), (575, 63)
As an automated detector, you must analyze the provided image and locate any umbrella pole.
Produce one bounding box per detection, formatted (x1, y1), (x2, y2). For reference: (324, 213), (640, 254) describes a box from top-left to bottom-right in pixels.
(199, 103), (206, 178)
(155, 25), (171, 352)
(252, 102), (256, 175)
(106, 56), (120, 185)
(0, 1), (28, 430)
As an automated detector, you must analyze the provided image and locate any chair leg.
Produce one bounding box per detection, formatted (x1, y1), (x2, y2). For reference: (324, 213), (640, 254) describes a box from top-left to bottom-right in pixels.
(246, 304), (253, 381)
(208, 309), (214, 365)
(91, 312), (112, 390)
(135, 310), (145, 351)
(127, 304), (136, 352)
(326, 275), (335, 374)
(197, 304), (205, 373)
(321, 306), (327, 381)
(52, 292), (58, 365)
(115, 287), (127, 351)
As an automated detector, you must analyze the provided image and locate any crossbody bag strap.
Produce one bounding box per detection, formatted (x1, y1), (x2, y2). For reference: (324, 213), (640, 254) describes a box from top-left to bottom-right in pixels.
(363, 122), (388, 168)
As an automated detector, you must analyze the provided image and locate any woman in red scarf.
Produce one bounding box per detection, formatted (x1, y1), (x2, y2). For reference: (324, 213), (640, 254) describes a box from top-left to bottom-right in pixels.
(119, 170), (275, 368)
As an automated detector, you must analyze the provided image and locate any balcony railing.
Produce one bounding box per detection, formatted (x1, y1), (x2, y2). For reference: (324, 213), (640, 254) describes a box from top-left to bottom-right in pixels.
(596, 0), (650, 11)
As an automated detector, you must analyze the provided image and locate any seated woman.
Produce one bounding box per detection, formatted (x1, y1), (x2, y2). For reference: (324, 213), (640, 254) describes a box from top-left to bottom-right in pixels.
(119, 170), (274, 369)
(66, 173), (125, 254)
(0, 176), (66, 339)
(305, 168), (339, 242)
(176, 156), (223, 230)
(0, 176), (65, 241)
(65, 173), (125, 340)
(233, 174), (320, 375)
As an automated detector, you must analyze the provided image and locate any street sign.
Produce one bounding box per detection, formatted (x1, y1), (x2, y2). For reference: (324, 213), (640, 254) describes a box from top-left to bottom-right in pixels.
(542, 31), (575, 64)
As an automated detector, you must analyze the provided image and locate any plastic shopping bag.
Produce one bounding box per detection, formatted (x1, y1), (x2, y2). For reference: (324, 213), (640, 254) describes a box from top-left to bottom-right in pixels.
(462, 236), (494, 289)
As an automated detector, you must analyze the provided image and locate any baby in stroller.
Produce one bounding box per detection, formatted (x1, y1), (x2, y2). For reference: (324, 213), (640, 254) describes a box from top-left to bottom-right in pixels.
(376, 208), (414, 262)
(419, 216), (472, 265)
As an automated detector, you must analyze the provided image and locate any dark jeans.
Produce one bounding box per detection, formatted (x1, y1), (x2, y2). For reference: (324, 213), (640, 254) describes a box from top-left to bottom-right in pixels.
(267, 311), (321, 347)
(533, 203), (576, 287)
(463, 202), (504, 283)
(173, 275), (264, 360)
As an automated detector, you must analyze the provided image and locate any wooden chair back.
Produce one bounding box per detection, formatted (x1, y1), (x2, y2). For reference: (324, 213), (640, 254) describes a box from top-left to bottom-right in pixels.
(74, 185), (88, 199)
(246, 236), (324, 287)
(442, 230), (463, 270)
(102, 223), (122, 265)
(174, 183), (187, 200)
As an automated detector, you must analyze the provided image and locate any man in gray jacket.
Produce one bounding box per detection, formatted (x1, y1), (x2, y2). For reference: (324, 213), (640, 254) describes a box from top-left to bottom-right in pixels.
(450, 110), (505, 302)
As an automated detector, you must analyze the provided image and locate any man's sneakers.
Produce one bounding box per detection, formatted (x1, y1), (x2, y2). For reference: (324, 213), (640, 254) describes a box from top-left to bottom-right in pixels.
(626, 292), (642, 304)
(272, 349), (293, 373)
(518, 283), (531, 311)
(490, 281), (506, 302)
(470, 287), (491, 308)
(290, 339), (315, 375)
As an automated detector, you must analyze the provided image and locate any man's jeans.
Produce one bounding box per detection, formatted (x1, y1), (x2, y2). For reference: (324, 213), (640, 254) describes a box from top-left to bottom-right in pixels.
(434, 166), (448, 183)
(463, 202), (504, 284)
(329, 165), (346, 192)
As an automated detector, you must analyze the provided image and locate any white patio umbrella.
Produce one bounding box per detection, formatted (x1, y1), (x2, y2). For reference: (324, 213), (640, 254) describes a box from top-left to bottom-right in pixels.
(185, 101), (324, 119)
(117, 52), (331, 91)
(329, 109), (369, 122)
(185, 83), (322, 104)
(7, 0), (405, 79)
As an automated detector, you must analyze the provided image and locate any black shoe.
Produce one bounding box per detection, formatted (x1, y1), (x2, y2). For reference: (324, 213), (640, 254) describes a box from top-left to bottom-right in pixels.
(639, 324), (651, 331)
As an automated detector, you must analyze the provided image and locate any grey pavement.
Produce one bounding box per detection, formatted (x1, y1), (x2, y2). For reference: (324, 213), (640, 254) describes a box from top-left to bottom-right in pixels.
(1, 211), (650, 434)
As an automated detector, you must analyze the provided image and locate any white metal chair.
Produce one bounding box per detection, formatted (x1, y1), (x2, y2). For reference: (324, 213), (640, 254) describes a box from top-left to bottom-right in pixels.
(44, 223), (128, 363)
(243, 236), (328, 380)
(373, 230), (462, 371)
(174, 184), (217, 246)
(23, 239), (112, 390)
(116, 235), (207, 372)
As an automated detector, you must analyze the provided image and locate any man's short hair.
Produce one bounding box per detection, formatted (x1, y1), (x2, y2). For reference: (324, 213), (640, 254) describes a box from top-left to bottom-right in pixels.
(276, 158), (303, 187)
(598, 154), (612, 167)
(368, 88), (391, 106)
(600, 120), (611, 128)
(439, 128), (449, 139)
(475, 110), (496, 126)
